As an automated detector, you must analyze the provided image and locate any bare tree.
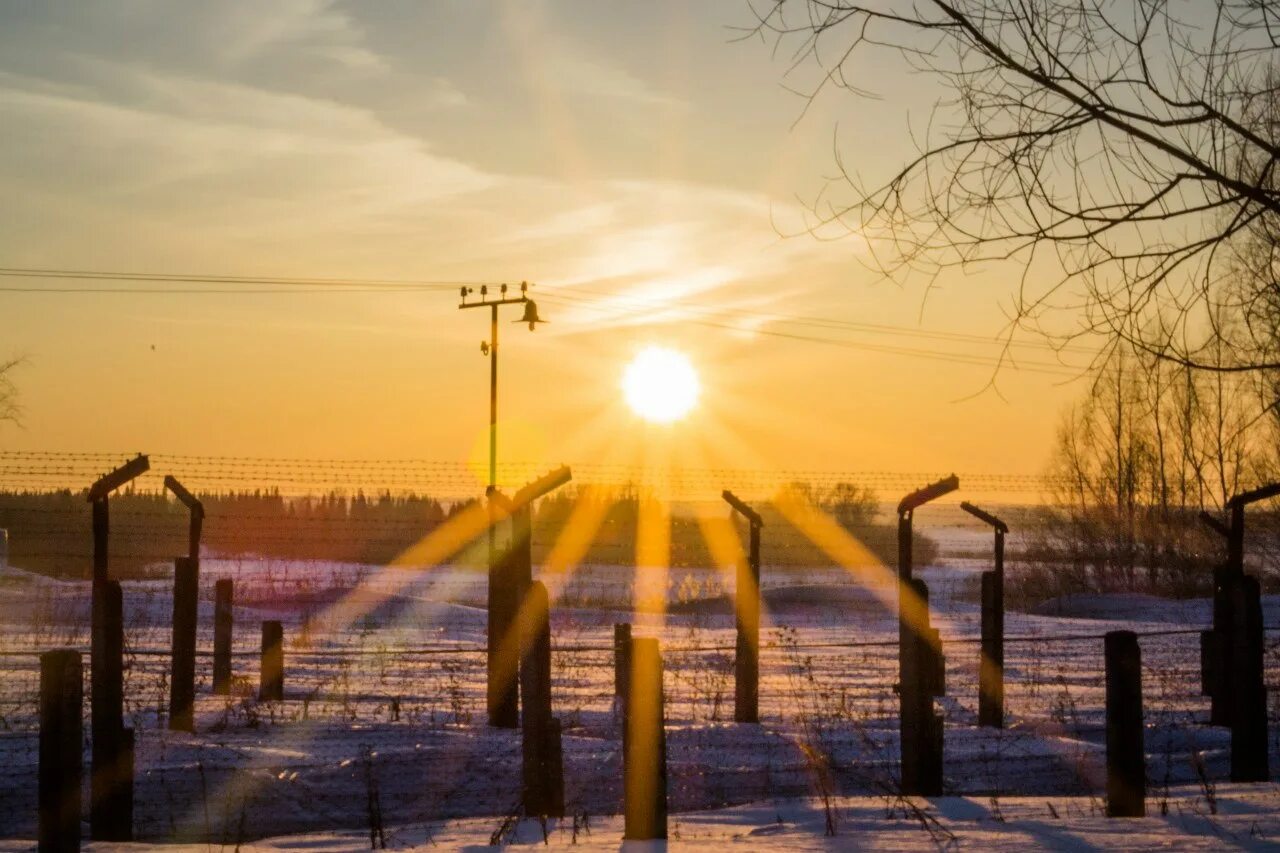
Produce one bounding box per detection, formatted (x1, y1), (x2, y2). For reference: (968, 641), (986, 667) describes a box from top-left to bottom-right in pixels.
(1031, 341), (1275, 597)
(0, 357), (18, 425)
(749, 0), (1280, 373)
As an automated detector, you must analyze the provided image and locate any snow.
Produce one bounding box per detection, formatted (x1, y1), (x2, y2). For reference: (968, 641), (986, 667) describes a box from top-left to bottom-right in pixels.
(3, 791), (1277, 850)
(1, 556), (1278, 848)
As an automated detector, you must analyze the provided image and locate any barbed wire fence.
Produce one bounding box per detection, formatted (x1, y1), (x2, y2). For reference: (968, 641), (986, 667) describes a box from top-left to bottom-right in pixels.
(0, 452), (1278, 842)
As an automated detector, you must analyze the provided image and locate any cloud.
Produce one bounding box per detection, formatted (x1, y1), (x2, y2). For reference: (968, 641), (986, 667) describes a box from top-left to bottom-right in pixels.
(542, 53), (689, 110)
(498, 2), (688, 111)
(0, 1), (850, 336)
(0, 65), (494, 225)
(477, 178), (850, 334)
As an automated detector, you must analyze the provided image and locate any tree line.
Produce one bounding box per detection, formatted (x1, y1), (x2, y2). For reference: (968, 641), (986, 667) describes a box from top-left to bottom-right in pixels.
(0, 482), (932, 578)
(1021, 346), (1280, 601)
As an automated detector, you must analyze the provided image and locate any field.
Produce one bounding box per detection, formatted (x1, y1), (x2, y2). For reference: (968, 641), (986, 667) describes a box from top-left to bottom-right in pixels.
(2, 543), (1280, 849)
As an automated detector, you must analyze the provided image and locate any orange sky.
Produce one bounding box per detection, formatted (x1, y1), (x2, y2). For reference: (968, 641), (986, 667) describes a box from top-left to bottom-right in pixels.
(0, 2), (1097, 494)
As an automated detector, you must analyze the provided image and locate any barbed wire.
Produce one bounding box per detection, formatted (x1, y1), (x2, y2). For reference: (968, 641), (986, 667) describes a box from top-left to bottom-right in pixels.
(0, 626), (1259, 659)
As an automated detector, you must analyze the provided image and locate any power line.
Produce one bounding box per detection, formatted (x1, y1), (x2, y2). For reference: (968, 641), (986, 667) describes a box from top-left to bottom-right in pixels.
(0, 286), (451, 294)
(0, 264), (1104, 375)
(545, 282), (1102, 357)
(0, 267), (496, 293)
(540, 292), (1086, 377)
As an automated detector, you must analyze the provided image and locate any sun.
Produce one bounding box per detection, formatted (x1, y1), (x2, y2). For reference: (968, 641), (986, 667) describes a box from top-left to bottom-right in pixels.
(622, 346), (700, 423)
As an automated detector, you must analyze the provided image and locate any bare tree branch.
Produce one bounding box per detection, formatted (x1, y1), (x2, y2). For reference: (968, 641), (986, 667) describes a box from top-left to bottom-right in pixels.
(753, 0), (1280, 376)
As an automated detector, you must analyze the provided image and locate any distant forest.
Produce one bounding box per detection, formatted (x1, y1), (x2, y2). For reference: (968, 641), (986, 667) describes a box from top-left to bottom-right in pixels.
(0, 483), (934, 579)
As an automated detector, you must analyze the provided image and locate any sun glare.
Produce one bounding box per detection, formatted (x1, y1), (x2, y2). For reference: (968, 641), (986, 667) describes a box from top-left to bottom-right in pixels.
(622, 346), (700, 423)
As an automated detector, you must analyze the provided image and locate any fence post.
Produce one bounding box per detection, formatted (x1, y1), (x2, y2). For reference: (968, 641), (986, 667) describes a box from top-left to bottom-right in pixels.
(169, 557), (198, 732)
(624, 636), (667, 841)
(90, 578), (130, 840)
(959, 502), (1007, 730)
(614, 622), (632, 701)
(1105, 630), (1144, 817)
(1202, 564), (1231, 726)
(91, 498), (108, 583)
(487, 515), (522, 729)
(897, 476), (958, 797)
(259, 620), (284, 702)
(723, 490), (763, 725)
(1198, 488), (1280, 729)
(1229, 575), (1269, 782)
(486, 469), (571, 730)
(521, 581), (562, 817)
(213, 579), (233, 696)
(978, 569), (1003, 728)
(87, 499), (110, 841)
(900, 576), (944, 796)
(735, 520), (760, 724)
(39, 649), (82, 853)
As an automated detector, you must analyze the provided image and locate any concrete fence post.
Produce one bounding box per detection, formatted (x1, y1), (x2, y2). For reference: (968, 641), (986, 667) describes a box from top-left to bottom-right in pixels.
(1202, 565), (1231, 726)
(978, 570), (1004, 728)
(735, 521), (760, 724)
(90, 578), (130, 841)
(1105, 630), (1145, 817)
(623, 637), (667, 841)
(900, 577), (944, 796)
(1229, 575), (1269, 782)
(520, 581), (562, 817)
(169, 557), (198, 731)
(487, 530), (522, 728)
(259, 620), (284, 702)
(212, 579), (233, 695)
(39, 649), (82, 853)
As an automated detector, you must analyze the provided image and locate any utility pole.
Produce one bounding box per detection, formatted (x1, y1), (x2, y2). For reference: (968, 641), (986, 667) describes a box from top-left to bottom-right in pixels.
(459, 282), (546, 491)
(458, 282), (547, 727)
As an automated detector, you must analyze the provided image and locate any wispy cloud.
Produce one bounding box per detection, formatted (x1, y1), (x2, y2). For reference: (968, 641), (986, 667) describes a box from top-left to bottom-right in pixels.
(0, 1), (848, 334)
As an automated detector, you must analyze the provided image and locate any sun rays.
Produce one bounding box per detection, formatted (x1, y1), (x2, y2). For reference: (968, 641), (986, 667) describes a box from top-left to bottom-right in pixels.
(175, 447), (995, 841)
(188, 329), (984, 832)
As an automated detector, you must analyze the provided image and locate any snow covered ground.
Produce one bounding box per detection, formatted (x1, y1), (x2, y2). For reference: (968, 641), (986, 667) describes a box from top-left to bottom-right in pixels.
(3, 789), (1279, 850)
(1, 556), (1278, 848)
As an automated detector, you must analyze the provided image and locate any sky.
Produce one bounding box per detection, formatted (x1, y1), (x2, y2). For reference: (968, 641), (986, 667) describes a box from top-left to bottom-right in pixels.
(0, 1), (1097, 493)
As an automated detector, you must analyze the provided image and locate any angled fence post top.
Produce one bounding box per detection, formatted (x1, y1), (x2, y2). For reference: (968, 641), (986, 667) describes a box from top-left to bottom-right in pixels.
(960, 501), (1008, 533)
(722, 490), (763, 527)
(1201, 484), (1280, 536)
(86, 454), (149, 502)
(897, 475), (959, 515)
(162, 475), (205, 518)
(488, 465), (572, 516)
(1227, 482), (1280, 509)
(514, 465), (572, 506)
